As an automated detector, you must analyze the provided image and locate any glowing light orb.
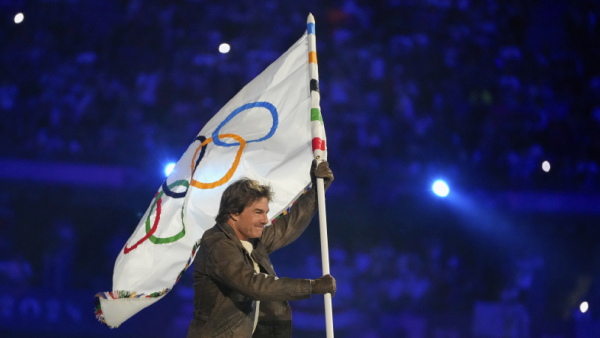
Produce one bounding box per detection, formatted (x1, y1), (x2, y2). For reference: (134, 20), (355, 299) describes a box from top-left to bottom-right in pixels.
(219, 43), (230, 54)
(432, 180), (449, 197)
(542, 161), (551, 172)
(14, 13), (24, 24)
(165, 163), (176, 176)
(581, 301), (589, 314)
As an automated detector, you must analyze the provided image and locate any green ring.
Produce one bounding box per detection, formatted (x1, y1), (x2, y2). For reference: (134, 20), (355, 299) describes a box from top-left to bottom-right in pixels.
(145, 180), (189, 244)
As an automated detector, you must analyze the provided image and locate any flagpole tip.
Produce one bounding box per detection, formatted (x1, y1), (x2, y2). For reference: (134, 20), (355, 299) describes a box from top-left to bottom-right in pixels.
(307, 13), (315, 24)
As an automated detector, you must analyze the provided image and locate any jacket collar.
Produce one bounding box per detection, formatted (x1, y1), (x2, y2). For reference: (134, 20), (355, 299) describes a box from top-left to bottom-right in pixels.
(216, 222), (273, 274)
(216, 221), (238, 240)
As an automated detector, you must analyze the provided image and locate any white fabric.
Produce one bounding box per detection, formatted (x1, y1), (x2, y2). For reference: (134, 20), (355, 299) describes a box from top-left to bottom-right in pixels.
(241, 240), (260, 273)
(99, 31), (314, 328)
(98, 296), (164, 327)
(241, 240), (261, 333)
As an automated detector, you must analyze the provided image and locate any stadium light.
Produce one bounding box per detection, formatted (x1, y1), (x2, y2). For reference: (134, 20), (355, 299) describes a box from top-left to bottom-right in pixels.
(14, 13), (24, 24)
(432, 180), (449, 197)
(581, 301), (589, 314)
(219, 43), (230, 54)
(165, 163), (176, 176)
(542, 161), (551, 172)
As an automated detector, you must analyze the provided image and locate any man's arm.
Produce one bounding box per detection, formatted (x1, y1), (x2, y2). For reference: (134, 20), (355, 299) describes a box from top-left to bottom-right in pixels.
(260, 161), (333, 254)
(207, 240), (312, 301)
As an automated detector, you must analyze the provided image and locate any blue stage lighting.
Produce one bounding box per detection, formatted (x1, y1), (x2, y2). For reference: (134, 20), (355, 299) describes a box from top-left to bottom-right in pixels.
(165, 163), (176, 176)
(432, 180), (449, 197)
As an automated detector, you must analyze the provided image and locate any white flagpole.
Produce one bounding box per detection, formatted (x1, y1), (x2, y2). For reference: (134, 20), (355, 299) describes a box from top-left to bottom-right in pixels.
(307, 13), (334, 338)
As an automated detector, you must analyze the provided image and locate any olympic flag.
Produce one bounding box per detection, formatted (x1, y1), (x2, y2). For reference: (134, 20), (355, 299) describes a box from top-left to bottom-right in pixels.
(95, 27), (322, 328)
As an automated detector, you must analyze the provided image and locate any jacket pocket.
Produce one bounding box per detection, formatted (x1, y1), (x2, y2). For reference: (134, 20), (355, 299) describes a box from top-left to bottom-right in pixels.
(211, 312), (244, 337)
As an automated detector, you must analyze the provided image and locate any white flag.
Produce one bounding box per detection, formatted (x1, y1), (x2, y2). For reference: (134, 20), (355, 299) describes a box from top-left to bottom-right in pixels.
(95, 31), (315, 328)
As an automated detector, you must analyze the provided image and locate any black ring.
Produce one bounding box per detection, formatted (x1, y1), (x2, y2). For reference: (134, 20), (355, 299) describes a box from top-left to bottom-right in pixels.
(161, 181), (187, 198)
(193, 135), (207, 175)
(161, 135), (208, 199)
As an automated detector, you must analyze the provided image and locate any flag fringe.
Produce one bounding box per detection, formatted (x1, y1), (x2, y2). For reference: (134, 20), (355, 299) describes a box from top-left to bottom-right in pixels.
(271, 183), (312, 224)
(94, 238), (202, 327)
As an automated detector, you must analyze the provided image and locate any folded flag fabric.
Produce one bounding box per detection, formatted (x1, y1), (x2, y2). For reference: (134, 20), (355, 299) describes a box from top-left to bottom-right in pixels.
(95, 30), (318, 328)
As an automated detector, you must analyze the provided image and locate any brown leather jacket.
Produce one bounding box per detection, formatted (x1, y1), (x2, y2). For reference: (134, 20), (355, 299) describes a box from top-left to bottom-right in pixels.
(187, 187), (319, 338)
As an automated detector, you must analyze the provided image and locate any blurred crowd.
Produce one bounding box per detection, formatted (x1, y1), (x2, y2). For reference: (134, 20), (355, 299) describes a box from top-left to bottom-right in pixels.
(267, 231), (546, 336)
(1, 0), (599, 195)
(0, 187), (551, 336)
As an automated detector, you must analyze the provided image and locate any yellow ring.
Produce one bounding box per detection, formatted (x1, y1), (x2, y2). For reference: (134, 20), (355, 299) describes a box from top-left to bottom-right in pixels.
(190, 133), (246, 189)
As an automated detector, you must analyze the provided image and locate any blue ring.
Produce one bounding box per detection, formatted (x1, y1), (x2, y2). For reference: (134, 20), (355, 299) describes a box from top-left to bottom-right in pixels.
(212, 102), (278, 147)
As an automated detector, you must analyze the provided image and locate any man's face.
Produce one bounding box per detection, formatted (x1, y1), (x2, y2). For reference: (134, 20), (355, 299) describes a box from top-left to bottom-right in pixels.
(230, 197), (270, 241)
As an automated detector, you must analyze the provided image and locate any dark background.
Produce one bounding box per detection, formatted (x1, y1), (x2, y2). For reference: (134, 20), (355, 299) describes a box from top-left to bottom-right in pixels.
(1, 0), (600, 337)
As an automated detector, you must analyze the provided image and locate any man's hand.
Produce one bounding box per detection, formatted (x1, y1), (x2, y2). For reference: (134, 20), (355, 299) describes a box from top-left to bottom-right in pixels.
(310, 274), (336, 297)
(311, 161), (334, 190)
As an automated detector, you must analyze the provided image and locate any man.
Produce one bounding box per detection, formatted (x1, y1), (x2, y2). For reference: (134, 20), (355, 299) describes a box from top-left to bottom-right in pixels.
(187, 161), (336, 338)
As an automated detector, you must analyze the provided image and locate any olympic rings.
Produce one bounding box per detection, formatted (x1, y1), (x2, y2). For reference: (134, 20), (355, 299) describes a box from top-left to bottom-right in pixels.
(192, 135), (207, 175)
(125, 102), (278, 253)
(161, 180), (186, 198)
(124, 194), (163, 254)
(146, 180), (189, 244)
(212, 102), (278, 147)
(162, 135), (206, 199)
(190, 133), (246, 189)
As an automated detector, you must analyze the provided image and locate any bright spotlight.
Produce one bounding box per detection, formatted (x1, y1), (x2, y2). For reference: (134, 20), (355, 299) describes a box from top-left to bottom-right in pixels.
(219, 43), (230, 54)
(14, 13), (24, 24)
(165, 163), (176, 176)
(580, 301), (589, 313)
(542, 161), (551, 172)
(432, 180), (449, 197)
